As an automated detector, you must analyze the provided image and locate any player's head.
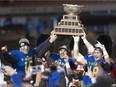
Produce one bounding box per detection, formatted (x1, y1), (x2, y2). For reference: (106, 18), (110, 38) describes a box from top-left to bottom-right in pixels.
(19, 36), (30, 55)
(93, 47), (103, 61)
(58, 45), (71, 58)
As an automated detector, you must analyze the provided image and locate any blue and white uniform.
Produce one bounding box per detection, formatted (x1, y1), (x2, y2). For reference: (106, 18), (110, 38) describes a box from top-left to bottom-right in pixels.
(83, 55), (114, 85)
(9, 48), (34, 76)
(50, 53), (77, 75)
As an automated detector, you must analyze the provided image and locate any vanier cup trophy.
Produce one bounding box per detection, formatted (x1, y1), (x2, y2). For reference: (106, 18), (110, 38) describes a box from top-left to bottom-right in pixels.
(54, 4), (85, 35)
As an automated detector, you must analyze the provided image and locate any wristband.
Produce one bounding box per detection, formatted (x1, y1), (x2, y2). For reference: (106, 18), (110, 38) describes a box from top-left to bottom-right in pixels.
(103, 49), (109, 59)
(33, 83), (39, 87)
(74, 44), (78, 50)
(88, 46), (94, 53)
(41, 65), (44, 72)
(65, 62), (70, 68)
(104, 54), (109, 59)
(91, 77), (96, 84)
(83, 38), (88, 44)
(104, 54), (108, 56)
(77, 57), (83, 62)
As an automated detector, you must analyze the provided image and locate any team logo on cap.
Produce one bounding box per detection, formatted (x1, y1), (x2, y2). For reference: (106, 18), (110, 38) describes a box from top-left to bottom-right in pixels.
(20, 43), (25, 47)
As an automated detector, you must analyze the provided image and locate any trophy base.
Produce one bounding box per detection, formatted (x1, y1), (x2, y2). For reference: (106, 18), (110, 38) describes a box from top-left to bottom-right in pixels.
(54, 27), (84, 36)
(54, 32), (83, 36)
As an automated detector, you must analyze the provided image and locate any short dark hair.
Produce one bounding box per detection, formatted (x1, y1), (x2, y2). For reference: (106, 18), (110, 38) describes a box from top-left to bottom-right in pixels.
(58, 45), (71, 57)
(94, 47), (103, 55)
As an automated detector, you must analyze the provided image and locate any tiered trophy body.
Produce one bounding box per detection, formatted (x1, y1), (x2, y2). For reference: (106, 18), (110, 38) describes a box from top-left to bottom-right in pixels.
(54, 4), (84, 36)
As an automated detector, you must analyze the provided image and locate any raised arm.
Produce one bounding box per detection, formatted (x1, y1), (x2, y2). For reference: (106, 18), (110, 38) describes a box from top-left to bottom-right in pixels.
(34, 30), (57, 58)
(1, 45), (18, 64)
(34, 30), (57, 87)
(95, 41), (111, 64)
(81, 32), (94, 55)
(73, 36), (87, 64)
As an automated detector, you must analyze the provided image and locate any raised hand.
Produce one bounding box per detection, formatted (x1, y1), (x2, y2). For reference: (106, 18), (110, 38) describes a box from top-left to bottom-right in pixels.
(49, 30), (57, 43)
(1, 45), (8, 53)
(73, 36), (79, 43)
(3, 65), (16, 76)
(95, 41), (105, 50)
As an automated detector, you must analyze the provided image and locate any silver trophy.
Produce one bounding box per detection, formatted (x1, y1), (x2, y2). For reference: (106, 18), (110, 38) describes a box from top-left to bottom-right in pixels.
(54, 4), (85, 36)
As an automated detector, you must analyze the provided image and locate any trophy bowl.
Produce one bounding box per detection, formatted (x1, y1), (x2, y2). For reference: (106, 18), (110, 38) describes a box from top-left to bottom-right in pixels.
(63, 4), (83, 15)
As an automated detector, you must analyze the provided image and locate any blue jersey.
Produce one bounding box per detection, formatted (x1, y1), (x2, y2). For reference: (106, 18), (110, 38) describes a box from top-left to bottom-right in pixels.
(9, 48), (34, 76)
(83, 55), (106, 85)
(50, 53), (77, 75)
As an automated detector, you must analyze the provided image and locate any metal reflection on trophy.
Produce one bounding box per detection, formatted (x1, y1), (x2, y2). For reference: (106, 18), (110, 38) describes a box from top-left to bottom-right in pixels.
(54, 4), (85, 35)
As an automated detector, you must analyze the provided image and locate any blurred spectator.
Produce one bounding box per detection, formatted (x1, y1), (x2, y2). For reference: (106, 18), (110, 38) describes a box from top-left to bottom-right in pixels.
(4, 18), (12, 27)
(3, 65), (32, 87)
(0, 60), (7, 87)
(36, 20), (44, 34)
(87, 63), (116, 87)
(48, 64), (60, 87)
